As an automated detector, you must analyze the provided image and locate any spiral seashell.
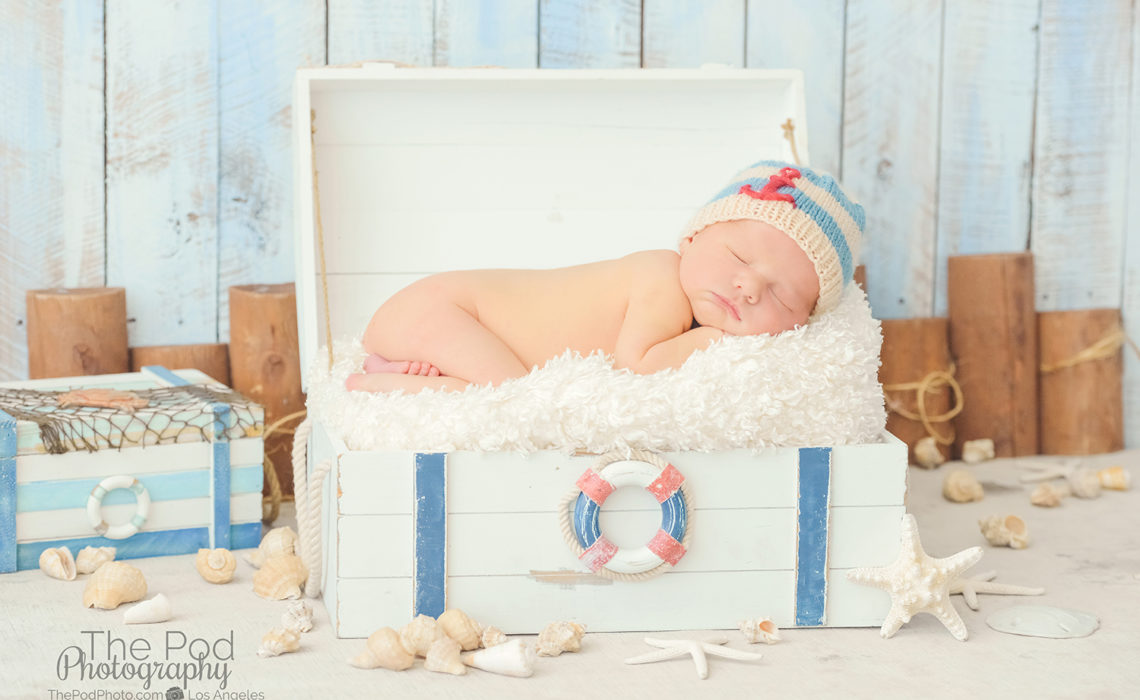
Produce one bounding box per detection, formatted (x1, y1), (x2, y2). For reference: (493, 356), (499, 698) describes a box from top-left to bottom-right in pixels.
(1066, 468), (1101, 499)
(424, 636), (466, 675)
(913, 436), (946, 469)
(481, 625), (507, 648)
(463, 639), (536, 677)
(257, 627), (301, 657)
(349, 627), (414, 670)
(195, 548), (237, 584)
(961, 438), (995, 464)
(738, 617), (781, 644)
(438, 608), (482, 651)
(75, 546), (116, 574)
(536, 620), (586, 657)
(124, 594), (173, 624)
(942, 469), (984, 503)
(251, 554), (307, 600)
(1097, 465), (1130, 491)
(83, 561), (147, 610)
(282, 600), (314, 633)
(245, 526), (298, 569)
(399, 614), (443, 657)
(40, 546), (77, 581)
(979, 514), (1029, 549)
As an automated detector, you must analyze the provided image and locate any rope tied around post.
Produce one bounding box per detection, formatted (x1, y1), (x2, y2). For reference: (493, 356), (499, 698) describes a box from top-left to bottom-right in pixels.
(882, 364), (965, 446)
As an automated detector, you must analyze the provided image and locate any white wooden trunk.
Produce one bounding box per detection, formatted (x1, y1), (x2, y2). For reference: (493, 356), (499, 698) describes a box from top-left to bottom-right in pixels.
(293, 65), (907, 637)
(0, 367), (264, 573)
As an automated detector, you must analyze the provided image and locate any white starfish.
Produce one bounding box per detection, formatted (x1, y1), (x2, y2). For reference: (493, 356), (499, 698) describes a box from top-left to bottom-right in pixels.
(624, 636), (763, 679)
(949, 570), (1045, 611)
(846, 513), (983, 641)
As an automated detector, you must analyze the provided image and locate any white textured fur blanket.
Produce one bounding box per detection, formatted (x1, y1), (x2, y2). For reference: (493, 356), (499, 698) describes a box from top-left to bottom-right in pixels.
(306, 285), (887, 454)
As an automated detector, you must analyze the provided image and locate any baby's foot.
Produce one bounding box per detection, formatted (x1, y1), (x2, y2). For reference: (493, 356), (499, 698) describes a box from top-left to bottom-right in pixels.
(363, 353), (440, 376)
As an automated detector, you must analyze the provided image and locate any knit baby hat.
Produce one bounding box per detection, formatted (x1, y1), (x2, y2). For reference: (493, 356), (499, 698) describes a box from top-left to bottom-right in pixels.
(679, 160), (865, 316)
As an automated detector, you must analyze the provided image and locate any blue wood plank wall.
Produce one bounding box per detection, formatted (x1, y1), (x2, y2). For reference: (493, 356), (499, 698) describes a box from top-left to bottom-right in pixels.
(2, 0), (1139, 445)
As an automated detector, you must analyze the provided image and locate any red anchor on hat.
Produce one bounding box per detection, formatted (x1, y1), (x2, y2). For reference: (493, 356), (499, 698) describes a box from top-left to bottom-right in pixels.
(739, 166), (801, 206)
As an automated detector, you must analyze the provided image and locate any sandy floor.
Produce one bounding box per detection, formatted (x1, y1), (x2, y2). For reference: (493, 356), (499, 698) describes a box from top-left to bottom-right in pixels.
(3, 450), (1138, 700)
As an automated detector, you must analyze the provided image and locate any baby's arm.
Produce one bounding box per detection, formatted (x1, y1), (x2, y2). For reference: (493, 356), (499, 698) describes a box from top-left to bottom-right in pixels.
(612, 252), (723, 374)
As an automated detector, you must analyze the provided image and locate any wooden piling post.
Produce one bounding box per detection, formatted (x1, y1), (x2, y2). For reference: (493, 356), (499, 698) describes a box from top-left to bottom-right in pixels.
(130, 343), (231, 385)
(880, 318), (957, 465)
(26, 287), (129, 379)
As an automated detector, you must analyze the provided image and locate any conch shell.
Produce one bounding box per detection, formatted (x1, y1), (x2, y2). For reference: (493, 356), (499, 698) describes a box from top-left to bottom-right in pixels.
(961, 438), (995, 464)
(83, 561), (147, 609)
(400, 614), (443, 657)
(481, 625), (507, 648)
(463, 638), (535, 677)
(424, 636), (466, 675)
(942, 469), (984, 503)
(913, 436), (946, 469)
(245, 526), (298, 568)
(349, 627), (414, 671)
(40, 546), (77, 581)
(257, 627), (301, 657)
(195, 548), (237, 584)
(282, 600), (314, 633)
(739, 617), (781, 644)
(536, 620), (586, 657)
(124, 593), (173, 624)
(75, 546), (116, 574)
(1097, 465), (1130, 490)
(1030, 481), (1069, 507)
(979, 515), (1029, 549)
(251, 554), (307, 600)
(438, 609), (482, 651)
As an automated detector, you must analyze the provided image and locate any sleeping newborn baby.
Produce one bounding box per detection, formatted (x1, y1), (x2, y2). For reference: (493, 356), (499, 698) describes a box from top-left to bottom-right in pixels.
(347, 160), (864, 394)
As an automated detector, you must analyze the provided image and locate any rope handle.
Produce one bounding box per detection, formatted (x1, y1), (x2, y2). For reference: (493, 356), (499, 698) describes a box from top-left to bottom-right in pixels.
(556, 450), (694, 583)
(291, 417), (331, 597)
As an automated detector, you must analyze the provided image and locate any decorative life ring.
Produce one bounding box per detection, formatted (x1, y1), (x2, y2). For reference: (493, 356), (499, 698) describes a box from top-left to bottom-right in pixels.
(86, 475), (150, 540)
(559, 451), (690, 579)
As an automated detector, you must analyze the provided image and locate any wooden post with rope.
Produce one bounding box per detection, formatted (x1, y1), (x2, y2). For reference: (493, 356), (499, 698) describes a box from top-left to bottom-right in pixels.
(947, 253), (1039, 458)
(880, 318), (962, 465)
(1038, 308), (1124, 455)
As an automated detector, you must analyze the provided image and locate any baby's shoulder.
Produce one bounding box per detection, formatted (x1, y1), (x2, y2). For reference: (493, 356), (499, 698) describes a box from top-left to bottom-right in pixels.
(621, 249), (681, 282)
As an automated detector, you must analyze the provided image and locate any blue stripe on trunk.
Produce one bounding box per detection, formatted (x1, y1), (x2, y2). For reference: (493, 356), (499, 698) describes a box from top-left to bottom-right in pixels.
(211, 404), (231, 548)
(1, 409), (17, 573)
(795, 447), (832, 626)
(413, 453), (447, 618)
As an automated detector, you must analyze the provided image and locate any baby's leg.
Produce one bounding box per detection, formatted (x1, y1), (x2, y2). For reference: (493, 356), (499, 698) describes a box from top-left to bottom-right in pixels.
(363, 354), (440, 376)
(357, 274), (529, 390)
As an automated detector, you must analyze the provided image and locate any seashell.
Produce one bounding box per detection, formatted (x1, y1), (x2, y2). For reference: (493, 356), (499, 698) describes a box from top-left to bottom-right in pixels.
(83, 561), (147, 610)
(40, 546), (77, 581)
(349, 627), (414, 671)
(257, 627), (301, 657)
(423, 636), (466, 675)
(738, 617), (781, 644)
(124, 593), (173, 624)
(1097, 465), (1130, 491)
(75, 546), (116, 575)
(195, 548), (237, 584)
(913, 436), (946, 469)
(244, 526), (298, 569)
(942, 469), (984, 503)
(437, 608), (482, 651)
(481, 625), (507, 648)
(282, 600), (314, 633)
(979, 515), (1029, 549)
(1066, 468), (1101, 499)
(1030, 481), (1069, 507)
(399, 614), (443, 657)
(463, 638), (536, 677)
(962, 438), (995, 464)
(535, 620), (586, 657)
(251, 554), (308, 600)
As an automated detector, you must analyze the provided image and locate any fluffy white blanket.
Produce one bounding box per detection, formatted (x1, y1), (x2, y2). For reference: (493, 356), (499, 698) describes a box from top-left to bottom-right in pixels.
(306, 285), (887, 454)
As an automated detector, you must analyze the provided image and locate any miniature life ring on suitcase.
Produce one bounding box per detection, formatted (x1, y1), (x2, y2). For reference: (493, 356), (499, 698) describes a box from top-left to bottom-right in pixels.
(87, 475), (151, 540)
(558, 450), (691, 580)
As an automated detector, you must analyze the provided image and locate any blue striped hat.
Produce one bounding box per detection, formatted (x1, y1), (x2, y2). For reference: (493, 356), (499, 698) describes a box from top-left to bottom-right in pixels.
(679, 160), (864, 316)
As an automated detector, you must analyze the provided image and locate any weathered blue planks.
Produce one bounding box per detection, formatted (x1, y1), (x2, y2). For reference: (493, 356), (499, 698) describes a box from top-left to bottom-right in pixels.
(17, 465), (263, 512)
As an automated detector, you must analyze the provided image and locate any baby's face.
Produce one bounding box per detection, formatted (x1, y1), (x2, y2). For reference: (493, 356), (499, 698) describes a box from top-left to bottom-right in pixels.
(678, 219), (819, 336)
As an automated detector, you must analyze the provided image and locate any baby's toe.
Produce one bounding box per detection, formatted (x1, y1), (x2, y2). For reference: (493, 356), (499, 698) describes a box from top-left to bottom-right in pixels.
(428, 366), (440, 377)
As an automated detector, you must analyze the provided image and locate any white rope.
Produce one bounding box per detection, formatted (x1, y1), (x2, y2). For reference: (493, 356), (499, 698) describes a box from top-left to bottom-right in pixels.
(291, 417), (331, 597)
